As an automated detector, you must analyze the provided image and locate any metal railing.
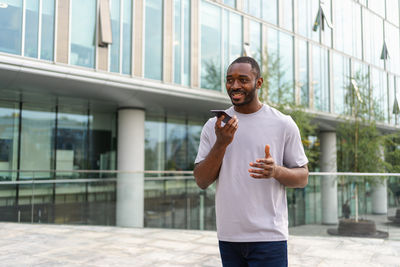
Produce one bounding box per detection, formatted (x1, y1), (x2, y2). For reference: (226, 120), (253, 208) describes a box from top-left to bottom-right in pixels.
(0, 170), (399, 240)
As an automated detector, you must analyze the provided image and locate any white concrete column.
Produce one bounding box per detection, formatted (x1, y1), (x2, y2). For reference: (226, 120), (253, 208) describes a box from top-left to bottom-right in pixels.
(320, 131), (338, 224)
(372, 146), (387, 214)
(117, 108), (145, 227)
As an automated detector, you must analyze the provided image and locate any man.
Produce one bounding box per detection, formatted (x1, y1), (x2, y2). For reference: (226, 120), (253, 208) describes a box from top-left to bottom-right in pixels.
(193, 56), (309, 267)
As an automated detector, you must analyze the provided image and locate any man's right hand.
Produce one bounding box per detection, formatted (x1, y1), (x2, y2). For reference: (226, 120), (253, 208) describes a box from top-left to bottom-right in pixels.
(214, 114), (238, 147)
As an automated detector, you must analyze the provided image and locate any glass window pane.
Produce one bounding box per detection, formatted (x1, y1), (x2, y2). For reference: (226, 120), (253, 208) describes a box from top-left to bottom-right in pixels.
(122, 0), (132, 75)
(248, 0), (261, 18)
(20, 105), (56, 179)
(187, 119), (204, 170)
(363, 8), (384, 68)
(332, 53), (350, 115)
(200, 0), (221, 91)
(334, 0), (362, 59)
(182, 0), (190, 86)
(281, 0), (293, 31)
(321, 0), (332, 47)
(0, 101), (19, 180)
(70, 0), (96, 68)
(386, 0), (399, 26)
(262, 0), (277, 25)
(371, 68), (388, 122)
(368, 0), (385, 17)
(249, 20), (261, 65)
(40, 0), (55, 61)
(267, 29), (294, 104)
(388, 75), (396, 125)
(145, 116), (166, 170)
(223, 0), (235, 8)
(297, 0), (319, 42)
(57, 107), (88, 173)
(110, 0), (121, 73)
(279, 32), (294, 104)
(166, 117), (187, 170)
(224, 11), (242, 73)
(312, 45), (329, 112)
(385, 22), (400, 75)
(174, 0), (182, 84)
(144, 0), (163, 80)
(0, 0), (23, 55)
(24, 0), (39, 58)
(89, 110), (117, 170)
(298, 39), (309, 107)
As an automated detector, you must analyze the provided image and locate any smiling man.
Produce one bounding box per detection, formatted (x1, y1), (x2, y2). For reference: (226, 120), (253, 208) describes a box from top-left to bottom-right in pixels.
(194, 56), (309, 267)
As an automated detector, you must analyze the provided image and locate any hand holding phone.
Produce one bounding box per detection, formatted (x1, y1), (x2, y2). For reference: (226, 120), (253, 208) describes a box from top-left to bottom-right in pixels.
(210, 110), (232, 123)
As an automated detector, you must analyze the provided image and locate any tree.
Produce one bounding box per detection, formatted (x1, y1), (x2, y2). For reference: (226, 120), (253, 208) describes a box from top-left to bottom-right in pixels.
(260, 51), (320, 171)
(337, 71), (386, 221)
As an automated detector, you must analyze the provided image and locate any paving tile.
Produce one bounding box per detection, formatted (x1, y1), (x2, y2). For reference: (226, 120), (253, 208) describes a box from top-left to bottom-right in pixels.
(1, 222), (400, 267)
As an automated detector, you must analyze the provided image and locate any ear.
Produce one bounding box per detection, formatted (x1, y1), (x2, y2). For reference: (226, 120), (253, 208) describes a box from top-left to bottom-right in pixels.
(256, 77), (263, 89)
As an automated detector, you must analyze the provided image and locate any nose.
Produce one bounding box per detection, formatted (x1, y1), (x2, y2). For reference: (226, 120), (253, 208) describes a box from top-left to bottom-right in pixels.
(231, 79), (241, 89)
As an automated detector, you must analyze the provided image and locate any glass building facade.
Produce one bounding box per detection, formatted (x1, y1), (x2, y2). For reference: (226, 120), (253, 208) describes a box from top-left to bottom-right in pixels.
(0, 0), (400, 229)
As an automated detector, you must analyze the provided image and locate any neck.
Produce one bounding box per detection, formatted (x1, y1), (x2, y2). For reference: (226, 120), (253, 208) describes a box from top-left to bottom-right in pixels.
(233, 99), (263, 114)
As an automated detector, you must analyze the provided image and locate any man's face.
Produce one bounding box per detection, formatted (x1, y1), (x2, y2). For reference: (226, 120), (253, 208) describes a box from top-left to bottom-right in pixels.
(226, 63), (260, 106)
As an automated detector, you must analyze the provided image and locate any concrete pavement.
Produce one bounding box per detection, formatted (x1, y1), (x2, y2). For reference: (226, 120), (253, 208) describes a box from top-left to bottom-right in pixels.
(0, 222), (399, 267)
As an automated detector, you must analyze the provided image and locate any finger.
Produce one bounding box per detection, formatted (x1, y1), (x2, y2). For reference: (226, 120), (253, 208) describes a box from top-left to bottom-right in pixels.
(248, 168), (264, 174)
(215, 115), (224, 128)
(249, 173), (265, 179)
(265, 144), (270, 158)
(256, 158), (274, 164)
(229, 120), (239, 133)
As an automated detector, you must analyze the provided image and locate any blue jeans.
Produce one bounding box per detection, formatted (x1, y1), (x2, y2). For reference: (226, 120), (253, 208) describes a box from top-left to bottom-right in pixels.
(218, 240), (288, 267)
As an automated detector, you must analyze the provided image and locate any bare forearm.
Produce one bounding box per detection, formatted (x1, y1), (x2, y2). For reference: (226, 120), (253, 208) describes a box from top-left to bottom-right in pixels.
(194, 143), (227, 189)
(274, 165), (309, 188)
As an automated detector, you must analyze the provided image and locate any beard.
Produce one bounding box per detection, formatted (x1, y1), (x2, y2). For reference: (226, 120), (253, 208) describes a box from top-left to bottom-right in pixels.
(229, 82), (257, 106)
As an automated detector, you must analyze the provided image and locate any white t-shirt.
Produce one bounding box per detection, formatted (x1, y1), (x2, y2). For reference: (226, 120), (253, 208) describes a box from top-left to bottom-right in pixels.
(195, 104), (308, 242)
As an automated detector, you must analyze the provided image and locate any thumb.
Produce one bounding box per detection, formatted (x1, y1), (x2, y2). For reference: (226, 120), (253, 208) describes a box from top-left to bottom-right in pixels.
(265, 144), (270, 158)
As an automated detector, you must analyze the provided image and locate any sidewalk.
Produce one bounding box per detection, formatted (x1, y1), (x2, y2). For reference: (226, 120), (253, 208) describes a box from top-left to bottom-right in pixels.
(0, 222), (399, 267)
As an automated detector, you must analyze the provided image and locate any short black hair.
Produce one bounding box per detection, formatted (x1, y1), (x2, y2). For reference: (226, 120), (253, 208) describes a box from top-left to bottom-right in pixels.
(228, 56), (261, 78)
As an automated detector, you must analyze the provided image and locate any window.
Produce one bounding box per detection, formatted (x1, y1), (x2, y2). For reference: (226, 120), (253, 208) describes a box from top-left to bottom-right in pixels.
(0, 0), (23, 55)
(333, 0), (362, 59)
(280, 0), (293, 31)
(109, 0), (132, 74)
(0, 101), (19, 180)
(109, 0), (120, 72)
(363, 8), (384, 69)
(262, 0), (277, 25)
(70, 0), (96, 68)
(122, 0), (132, 74)
(298, 39), (309, 107)
(174, 0), (190, 85)
(223, 0), (235, 8)
(332, 53), (350, 115)
(312, 45), (329, 112)
(223, 10), (242, 72)
(20, 105), (56, 179)
(371, 68), (388, 122)
(41, 0), (55, 61)
(386, 0), (399, 26)
(24, 0), (39, 58)
(249, 20), (261, 66)
(368, 0), (385, 17)
(200, 1), (221, 91)
(384, 22), (400, 75)
(144, 0), (163, 80)
(297, 0), (319, 42)
(267, 29), (294, 104)
(388, 75), (397, 125)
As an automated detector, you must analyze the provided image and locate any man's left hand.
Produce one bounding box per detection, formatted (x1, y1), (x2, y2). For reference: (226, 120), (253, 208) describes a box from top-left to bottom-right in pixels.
(248, 145), (278, 179)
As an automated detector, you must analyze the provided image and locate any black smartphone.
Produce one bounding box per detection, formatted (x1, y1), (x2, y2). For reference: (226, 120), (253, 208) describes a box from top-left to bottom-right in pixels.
(210, 110), (232, 123)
